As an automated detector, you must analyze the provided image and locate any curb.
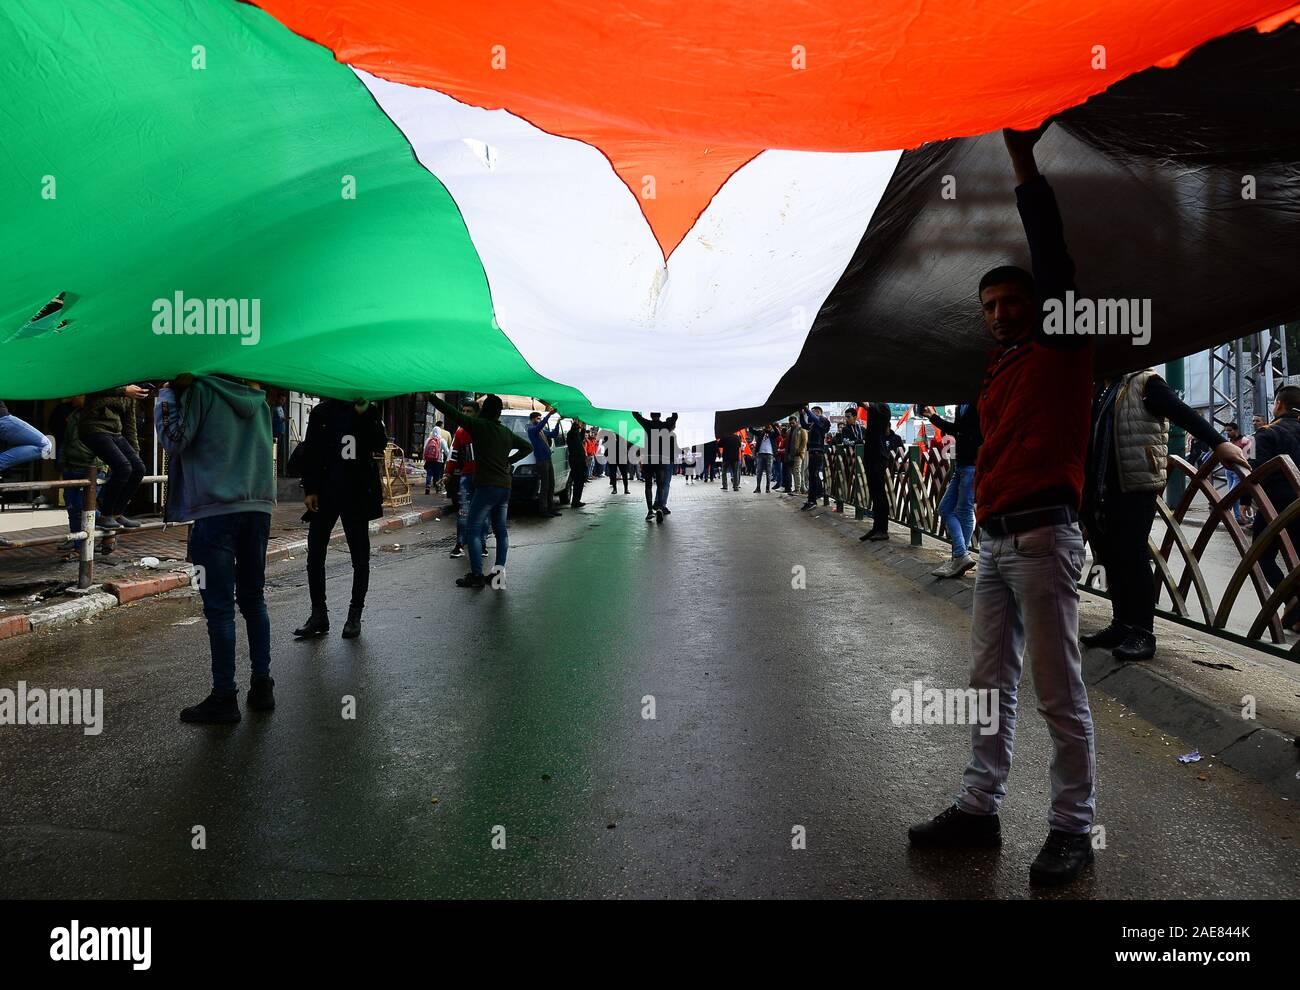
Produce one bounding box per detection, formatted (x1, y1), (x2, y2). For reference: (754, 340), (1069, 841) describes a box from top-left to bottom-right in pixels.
(4, 506), (444, 643)
(0, 614), (32, 640)
(793, 497), (1300, 802)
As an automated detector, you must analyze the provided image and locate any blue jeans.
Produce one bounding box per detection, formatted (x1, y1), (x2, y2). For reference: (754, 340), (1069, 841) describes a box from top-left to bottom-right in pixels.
(958, 521), (1094, 833)
(772, 459), (784, 489)
(654, 464), (671, 508)
(0, 414), (52, 474)
(466, 485), (509, 575)
(455, 474), (488, 547)
(938, 465), (977, 558)
(189, 512), (272, 696)
(62, 469), (103, 548)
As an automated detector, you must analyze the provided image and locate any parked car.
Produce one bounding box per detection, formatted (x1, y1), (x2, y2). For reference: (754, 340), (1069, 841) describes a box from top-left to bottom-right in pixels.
(498, 409), (573, 508)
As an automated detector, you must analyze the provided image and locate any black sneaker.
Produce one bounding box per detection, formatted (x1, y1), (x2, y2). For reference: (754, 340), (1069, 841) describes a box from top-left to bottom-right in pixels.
(660, 507), (670, 515)
(1029, 829), (1094, 886)
(449, 544), (464, 558)
(908, 805), (1001, 848)
(455, 572), (486, 589)
(645, 510), (655, 521)
(1080, 623), (1127, 649)
(247, 676), (275, 712)
(800, 500), (815, 511)
(655, 508), (664, 524)
(115, 515), (142, 529)
(1112, 628), (1156, 661)
(867, 530), (889, 542)
(180, 691), (241, 725)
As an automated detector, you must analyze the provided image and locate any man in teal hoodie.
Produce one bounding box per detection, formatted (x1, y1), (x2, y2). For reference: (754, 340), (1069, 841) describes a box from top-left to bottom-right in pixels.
(155, 375), (275, 725)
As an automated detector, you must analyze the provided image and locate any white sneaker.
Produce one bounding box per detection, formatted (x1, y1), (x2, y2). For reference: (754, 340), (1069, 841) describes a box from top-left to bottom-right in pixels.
(932, 554), (977, 579)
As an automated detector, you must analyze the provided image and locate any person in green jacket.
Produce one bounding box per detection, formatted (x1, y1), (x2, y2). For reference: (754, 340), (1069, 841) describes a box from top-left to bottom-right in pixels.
(52, 396), (105, 559)
(429, 393), (531, 589)
(78, 385), (149, 530)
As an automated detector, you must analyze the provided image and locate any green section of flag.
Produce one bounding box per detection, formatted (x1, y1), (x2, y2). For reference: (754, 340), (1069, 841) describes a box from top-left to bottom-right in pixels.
(0, 0), (637, 436)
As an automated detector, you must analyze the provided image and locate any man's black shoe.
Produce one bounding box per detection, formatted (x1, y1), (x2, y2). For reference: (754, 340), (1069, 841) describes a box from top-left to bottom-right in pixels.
(180, 691), (241, 725)
(449, 544), (464, 558)
(341, 606), (363, 639)
(660, 507), (670, 515)
(655, 508), (664, 524)
(455, 572), (486, 589)
(645, 510), (655, 521)
(1080, 623), (1127, 649)
(867, 530), (889, 541)
(572, 501), (585, 508)
(800, 500), (815, 511)
(859, 532), (873, 541)
(908, 805), (1001, 849)
(1029, 829), (1094, 886)
(293, 610), (329, 638)
(115, 515), (142, 528)
(546, 510), (562, 517)
(1113, 628), (1156, 661)
(247, 676), (275, 712)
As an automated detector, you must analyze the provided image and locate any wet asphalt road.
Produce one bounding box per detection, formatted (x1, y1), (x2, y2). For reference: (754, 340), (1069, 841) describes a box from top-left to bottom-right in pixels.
(1, 479), (1297, 899)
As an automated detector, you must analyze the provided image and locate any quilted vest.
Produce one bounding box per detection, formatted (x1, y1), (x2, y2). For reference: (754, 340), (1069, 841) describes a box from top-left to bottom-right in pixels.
(1113, 369), (1168, 492)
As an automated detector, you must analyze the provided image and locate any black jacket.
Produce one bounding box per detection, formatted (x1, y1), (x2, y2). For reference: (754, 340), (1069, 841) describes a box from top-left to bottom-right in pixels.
(720, 434), (743, 462)
(301, 399), (388, 520)
(929, 404), (982, 468)
(1251, 411), (1300, 512)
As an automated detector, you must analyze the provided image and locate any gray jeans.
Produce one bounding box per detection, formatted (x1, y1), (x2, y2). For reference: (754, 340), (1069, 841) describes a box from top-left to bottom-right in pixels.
(956, 521), (1095, 834)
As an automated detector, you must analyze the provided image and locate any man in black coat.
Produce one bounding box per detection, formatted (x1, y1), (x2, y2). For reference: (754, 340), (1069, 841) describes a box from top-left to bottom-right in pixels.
(294, 397), (388, 640)
(855, 401), (893, 540)
(1248, 385), (1300, 626)
(566, 418), (588, 508)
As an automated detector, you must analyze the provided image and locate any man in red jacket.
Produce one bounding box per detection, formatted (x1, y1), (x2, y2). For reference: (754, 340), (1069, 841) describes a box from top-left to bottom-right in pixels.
(909, 124), (1097, 887)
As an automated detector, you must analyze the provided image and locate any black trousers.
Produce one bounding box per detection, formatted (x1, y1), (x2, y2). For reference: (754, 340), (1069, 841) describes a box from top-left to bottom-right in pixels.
(608, 463), (630, 490)
(1252, 512), (1300, 619)
(721, 460), (739, 489)
(83, 433), (145, 516)
(866, 453), (889, 532)
(571, 465), (586, 505)
(1084, 490), (1158, 632)
(307, 506), (372, 610)
(807, 450), (825, 501)
(539, 459), (556, 512)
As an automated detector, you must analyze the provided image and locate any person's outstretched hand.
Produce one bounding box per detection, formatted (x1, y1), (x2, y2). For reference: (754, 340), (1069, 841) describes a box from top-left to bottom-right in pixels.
(1003, 121), (1052, 185)
(1216, 440), (1250, 471)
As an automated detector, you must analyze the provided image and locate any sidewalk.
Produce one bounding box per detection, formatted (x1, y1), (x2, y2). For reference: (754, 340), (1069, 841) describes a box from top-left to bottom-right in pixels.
(787, 493), (1300, 802)
(0, 490), (449, 634)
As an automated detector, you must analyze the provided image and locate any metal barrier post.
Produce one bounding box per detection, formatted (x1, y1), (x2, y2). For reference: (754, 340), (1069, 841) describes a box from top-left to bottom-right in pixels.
(908, 445), (923, 547)
(78, 467), (96, 589)
(853, 444), (866, 520)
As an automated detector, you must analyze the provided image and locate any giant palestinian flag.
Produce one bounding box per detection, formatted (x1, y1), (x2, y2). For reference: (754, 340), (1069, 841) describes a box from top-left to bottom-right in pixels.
(2, 1), (1299, 442)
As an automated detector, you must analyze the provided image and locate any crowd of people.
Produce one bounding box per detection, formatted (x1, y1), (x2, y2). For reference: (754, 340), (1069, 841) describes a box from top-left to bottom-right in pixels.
(6, 122), (1300, 890)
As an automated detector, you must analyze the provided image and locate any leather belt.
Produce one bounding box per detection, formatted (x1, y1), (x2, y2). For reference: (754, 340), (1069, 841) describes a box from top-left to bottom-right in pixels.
(980, 505), (1078, 539)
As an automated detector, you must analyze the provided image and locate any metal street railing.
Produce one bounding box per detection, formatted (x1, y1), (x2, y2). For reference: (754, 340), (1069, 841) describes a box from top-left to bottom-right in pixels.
(0, 471), (191, 589)
(825, 443), (1300, 661)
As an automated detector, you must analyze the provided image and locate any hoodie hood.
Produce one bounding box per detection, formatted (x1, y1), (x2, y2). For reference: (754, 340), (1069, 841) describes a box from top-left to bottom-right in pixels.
(200, 375), (266, 419)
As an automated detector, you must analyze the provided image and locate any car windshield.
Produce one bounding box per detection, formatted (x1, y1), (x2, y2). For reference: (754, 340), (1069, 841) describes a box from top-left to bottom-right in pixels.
(498, 414), (532, 441)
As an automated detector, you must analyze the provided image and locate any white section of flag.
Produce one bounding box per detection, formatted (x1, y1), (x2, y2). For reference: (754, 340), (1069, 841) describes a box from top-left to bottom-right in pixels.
(357, 69), (900, 443)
